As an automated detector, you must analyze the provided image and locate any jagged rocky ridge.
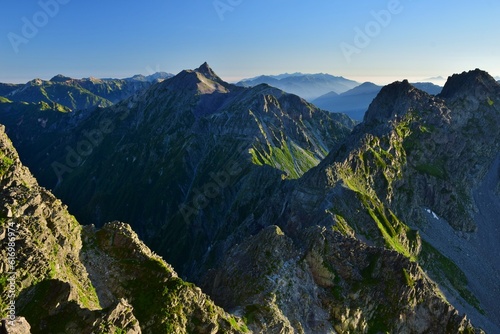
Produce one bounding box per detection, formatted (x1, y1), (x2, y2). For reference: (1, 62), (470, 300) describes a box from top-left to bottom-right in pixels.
(241, 69), (500, 332)
(0, 125), (248, 333)
(0, 65), (498, 333)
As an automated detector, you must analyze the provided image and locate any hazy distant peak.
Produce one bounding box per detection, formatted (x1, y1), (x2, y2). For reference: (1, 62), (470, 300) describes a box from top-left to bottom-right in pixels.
(236, 73), (360, 100)
(358, 81), (379, 87)
(125, 72), (173, 83)
(342, 82), (381, 94)
(425, 76), (446, 81)
(411, 82), (442, 95)
(316, 91), (339, 99)
(146, 72), (172, 82)
(129, 74), (147, 81)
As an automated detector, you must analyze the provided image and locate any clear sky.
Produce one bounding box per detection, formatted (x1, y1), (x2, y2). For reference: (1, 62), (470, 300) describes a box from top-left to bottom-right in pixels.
(1, 0), (499, 84)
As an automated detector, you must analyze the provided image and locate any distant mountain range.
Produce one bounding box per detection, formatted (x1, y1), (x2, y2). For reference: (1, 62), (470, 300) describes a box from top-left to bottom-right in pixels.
(0, 71), (444, 122)
(312, 82), (443, 120)
(236, 73), (359, 100)
(0, 72), (172, 111)
(236, 73), (442, 120)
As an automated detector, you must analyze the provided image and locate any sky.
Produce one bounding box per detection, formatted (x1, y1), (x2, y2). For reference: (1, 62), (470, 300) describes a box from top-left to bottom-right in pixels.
(1, 0), (499, 85)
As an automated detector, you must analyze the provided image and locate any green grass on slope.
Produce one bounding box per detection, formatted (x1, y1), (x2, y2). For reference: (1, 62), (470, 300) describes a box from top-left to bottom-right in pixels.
(250, 139), (319, 179)
(0, 152), (14, 178)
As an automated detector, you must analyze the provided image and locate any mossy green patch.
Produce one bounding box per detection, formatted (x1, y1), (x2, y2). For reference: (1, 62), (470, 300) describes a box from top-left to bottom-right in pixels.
(0, 96), (12, 103)
(0, 152), (14, 178)
(250, 139), (319, 179)
(402, 268), (414, 287)
(229, 316), (250, 333)
(331, 213), (355, 236)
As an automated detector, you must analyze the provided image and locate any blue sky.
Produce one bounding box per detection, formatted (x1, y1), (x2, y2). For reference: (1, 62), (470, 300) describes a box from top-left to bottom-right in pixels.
(1, 0), (499, 84)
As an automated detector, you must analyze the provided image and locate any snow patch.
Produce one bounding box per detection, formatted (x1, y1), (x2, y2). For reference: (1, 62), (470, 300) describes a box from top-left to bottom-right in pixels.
(424, 208), (440, 220)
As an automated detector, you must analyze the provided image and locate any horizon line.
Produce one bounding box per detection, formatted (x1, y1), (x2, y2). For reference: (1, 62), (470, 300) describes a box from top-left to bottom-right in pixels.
(2, 69), (498, 87)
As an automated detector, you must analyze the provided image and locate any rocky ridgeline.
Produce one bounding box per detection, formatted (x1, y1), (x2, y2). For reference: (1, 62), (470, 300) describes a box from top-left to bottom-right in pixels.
(0, 125), (247, 333)
(267, 69), (500, 332)
(361, 70), (500, 233)
(199, 69), (498, 333)
(204, 225), (477, 333)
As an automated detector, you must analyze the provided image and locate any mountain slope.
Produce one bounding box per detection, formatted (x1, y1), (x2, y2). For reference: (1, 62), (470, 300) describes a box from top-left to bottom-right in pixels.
(0, 124), (248, 333)
(0, 63), (354, 281)
(0, 83), (22, 97)
(237, 73), (360, 101)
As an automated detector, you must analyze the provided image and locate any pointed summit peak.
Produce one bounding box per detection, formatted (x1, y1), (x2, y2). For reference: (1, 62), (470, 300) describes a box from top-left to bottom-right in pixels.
(363, 79), (429, 124)
(196, 62), (211, 72)
(165, 63), (229, 95)
(439, 69), (499, 100)
(195, 62), (221, 82)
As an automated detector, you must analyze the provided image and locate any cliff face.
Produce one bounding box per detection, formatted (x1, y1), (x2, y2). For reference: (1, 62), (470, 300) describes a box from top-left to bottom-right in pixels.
(0, 125), (247, 333)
